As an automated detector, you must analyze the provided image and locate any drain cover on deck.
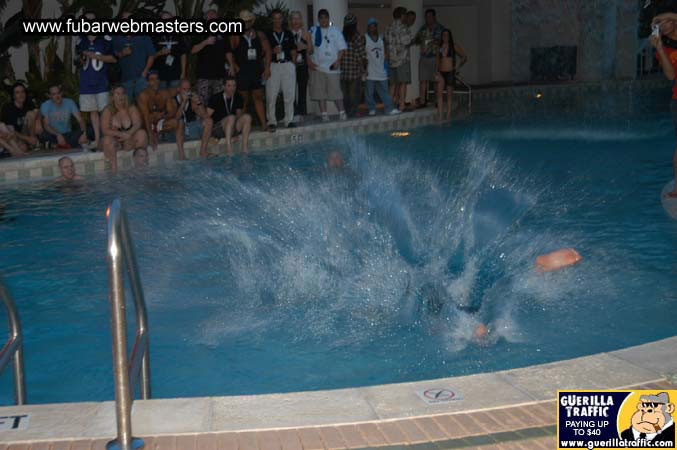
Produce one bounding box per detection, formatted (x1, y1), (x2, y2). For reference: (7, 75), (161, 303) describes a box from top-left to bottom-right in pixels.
(416, 388), (464, 405)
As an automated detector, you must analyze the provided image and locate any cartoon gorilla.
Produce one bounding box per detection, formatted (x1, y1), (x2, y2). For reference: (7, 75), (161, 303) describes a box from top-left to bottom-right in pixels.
(620, 392), (675, 443)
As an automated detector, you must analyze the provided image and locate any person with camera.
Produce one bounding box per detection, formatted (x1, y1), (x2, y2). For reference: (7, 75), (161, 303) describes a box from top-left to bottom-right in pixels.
(651, 12), (677, 197)
(192, 9), (230, 104)
(165, 79), (214, 159)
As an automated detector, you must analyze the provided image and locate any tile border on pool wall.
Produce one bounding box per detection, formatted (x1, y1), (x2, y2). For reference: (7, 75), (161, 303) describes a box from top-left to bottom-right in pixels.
(0, 108), (437, 185)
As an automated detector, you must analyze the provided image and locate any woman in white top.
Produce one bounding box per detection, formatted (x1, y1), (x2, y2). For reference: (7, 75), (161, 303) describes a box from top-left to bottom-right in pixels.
(364, 18), (400, 116)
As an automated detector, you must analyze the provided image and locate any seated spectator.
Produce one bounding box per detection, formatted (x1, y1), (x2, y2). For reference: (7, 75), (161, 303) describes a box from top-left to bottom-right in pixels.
(289, 11), (313, 124)
(227, 10), (271, 131)
(150, 11), (188, 89)
(435, 28), (467, 122)
(0, 122), (25, 156)
(207, 77), (252, 155)
(101, 84), (148, 172)
(265, 8), (297, 131)
(112, 12), (156, 101)
(309, 9), (348, 122)
(133, 147), (149, 167)
(39, 84), (89, 149)
(76, 12), (116, 148)
(386, 7), (415, 112)
(165, 79), (214, 159)
(340, 14), (366, 118)
(192, 9), (229, 104)
(364, 18), (400, 116)
(56, 156), (83, 181)
(137, 70), (178, 150)
(1, 82), (42, 151)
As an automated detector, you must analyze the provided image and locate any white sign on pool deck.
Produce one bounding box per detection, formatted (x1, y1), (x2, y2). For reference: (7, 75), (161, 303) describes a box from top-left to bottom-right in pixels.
(0, 413), (30, 430)
(416, 388), (464, 405)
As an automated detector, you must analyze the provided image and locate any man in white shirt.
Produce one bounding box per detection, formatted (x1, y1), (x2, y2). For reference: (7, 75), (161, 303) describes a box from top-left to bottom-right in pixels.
(308, 9), (348, 122)
(365, 18), (399, 116)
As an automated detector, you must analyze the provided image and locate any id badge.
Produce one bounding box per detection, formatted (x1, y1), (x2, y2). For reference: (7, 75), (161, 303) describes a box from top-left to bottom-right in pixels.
(248, 48), (257, 60)
(296, 53), (303, 63)
(324, 51), (331, 58)
(276, 51), (284, 61)
(165, 54), (174, 66)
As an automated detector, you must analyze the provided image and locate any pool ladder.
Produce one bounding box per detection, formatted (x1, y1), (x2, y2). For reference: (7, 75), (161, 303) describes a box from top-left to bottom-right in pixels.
(0, 275), (26, 405)
(106, 198), (151, 450)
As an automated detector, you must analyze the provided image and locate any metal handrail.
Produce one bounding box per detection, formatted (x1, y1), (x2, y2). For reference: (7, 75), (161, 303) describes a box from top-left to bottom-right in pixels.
(106, 199), (150, 450)
(0, 275), (26, 405)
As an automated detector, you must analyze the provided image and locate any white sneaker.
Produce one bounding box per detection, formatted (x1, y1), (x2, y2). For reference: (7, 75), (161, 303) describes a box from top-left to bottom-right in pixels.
(368, 110), (376, 116)
(321, 113), (330, 122)
(388, 109), (401, 115)
(339, 111), (347, 121)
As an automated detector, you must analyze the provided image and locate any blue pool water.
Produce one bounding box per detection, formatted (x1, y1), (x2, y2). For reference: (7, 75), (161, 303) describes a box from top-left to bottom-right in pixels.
(1, 112), (676, 405)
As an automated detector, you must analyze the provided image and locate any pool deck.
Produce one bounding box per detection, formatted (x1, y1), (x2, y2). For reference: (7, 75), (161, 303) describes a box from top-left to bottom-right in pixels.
(0, 336), (675, 448)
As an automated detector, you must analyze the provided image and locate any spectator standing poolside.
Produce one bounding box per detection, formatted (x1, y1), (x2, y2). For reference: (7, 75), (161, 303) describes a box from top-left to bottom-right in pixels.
(227, 10), (271, 131)
(165, 79), (214, 159)
(265, 9), (297, 131)
(208, 77), (252, 155)
(435, 28), (467, 122)
(415, 9), (444, 108)
(290, 11), (313, 124)
(385, 7), (414, 112)
(652, 12), (677, 197)
(76, 13), (116, 148)
(40, 84), (89, 149)
(340, 13), (366, 118)
(150, 11), (188, 89)
(406, 10), (417, 28)
(112, 11), (156, 101)
(137, 71), (178, 150)
(309, 9), (348, 122)
(364, 18), (400, 116)
(192, 9), (229, 104)
(101, 85), (148, 173)
(1, 82), (42, 151)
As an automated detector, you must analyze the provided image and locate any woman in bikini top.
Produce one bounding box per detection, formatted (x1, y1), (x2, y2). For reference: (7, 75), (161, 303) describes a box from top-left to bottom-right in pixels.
(101, 85), (149, 172)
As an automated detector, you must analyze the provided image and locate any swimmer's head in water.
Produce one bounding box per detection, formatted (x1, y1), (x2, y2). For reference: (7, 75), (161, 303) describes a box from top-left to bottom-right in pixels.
(474, 323), (489, 340)
(133, 148), (149, 167)
(58, 156), (76, 180)
(535, 248), (582, 273)
(327, 151), (345, 169)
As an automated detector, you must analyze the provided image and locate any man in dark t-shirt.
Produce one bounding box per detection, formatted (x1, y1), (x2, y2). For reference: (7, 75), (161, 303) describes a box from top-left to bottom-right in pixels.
(151, 11), (188, 89)
(192, 9), (230, 104)
(207, 77), (251, 155)
(1, 82), (42, 150)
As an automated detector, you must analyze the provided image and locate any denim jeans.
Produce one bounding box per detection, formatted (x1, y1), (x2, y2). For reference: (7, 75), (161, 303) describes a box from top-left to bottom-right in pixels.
(122, 76), (148, 101)
(365, 79), (394, 113)
(159, 80), (181, 89)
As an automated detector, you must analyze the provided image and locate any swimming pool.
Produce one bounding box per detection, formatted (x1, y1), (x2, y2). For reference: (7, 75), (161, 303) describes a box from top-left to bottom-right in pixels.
(1, 109), (675, 405)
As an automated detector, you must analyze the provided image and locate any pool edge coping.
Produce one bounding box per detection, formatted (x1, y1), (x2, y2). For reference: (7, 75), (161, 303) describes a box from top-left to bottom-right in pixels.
(0, 335), (673, 443)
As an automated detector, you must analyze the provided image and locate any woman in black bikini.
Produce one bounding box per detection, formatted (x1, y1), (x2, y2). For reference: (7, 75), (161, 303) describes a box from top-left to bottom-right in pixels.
(101, 85), (148, 173)
(435, 28), (467, 122)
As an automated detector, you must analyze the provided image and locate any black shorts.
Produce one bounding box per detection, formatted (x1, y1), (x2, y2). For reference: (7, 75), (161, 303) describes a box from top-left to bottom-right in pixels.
(236, 63), (263, 91)
(440, 70), (456, 89)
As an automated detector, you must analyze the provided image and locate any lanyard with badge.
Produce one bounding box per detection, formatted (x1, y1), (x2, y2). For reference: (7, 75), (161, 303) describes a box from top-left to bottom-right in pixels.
(294, 31), (305, 63)
(159, 36), (176, 66)
(244, 33), (257, 60)
(273, 31), (285, 61)
(323, 31), (332, 59)
(224, 93), (235, 116)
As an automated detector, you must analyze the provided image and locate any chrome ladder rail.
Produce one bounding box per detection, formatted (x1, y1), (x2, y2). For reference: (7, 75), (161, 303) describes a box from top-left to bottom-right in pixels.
(0, 275), (26, 405)
(106, 199), (151, 450)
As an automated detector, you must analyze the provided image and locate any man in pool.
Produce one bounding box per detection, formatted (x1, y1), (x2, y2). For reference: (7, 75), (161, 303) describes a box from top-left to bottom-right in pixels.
(535, 248), (582, 272)
(133, 147), (149, 167)
(56, 156), (83, 181)
(327, 151), (345, 169)
(651, 12), (677, 197)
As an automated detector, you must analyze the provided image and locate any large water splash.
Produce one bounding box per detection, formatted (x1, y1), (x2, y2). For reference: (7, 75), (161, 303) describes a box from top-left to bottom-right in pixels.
(143, 134), (605, 354)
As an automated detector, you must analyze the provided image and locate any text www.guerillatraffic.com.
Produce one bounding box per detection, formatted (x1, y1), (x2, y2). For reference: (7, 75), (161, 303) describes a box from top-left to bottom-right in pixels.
(560, 437), (674, 448)
(21, 17), (243, 36)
